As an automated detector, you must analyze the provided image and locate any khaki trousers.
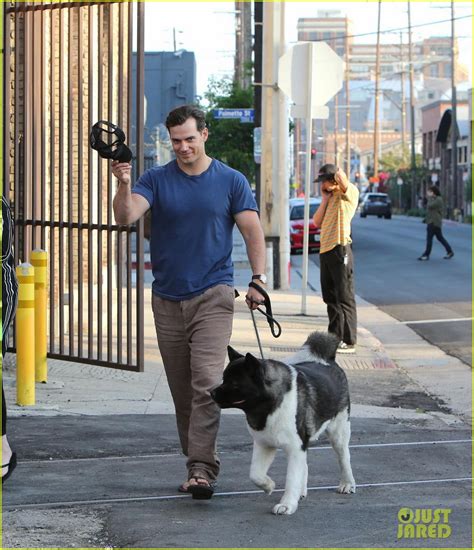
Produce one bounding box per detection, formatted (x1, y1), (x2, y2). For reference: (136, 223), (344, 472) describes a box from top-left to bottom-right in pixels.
(151, 284), (235, 481)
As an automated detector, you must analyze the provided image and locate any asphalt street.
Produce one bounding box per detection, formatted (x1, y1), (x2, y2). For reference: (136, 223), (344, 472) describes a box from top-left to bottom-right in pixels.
(3, 415), (471, 548)
(311, 215), (472, 366)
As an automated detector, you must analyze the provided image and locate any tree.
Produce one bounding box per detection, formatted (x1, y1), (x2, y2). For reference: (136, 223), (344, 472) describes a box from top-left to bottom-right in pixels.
(201, 77), (255, 183)
(377, 149), (429, 211)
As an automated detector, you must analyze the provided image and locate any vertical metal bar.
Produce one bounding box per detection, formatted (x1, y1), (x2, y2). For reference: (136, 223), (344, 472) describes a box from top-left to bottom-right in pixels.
(97, 4), (103, 360)
(30, 7), (37, 250)
(135, 1), (145, 371)
(77, 4), (84, 358)
(24, 6), (33, 260)
(67, 5), (74, 355)
(40, 7), (46, 249)
(126, 0), (133, 366)
(87, 6), (94, 359)
(13, 4), (20, 264)
(49, 6), (56, 353)
(116, 1), (125, 365)
(3, 3), (12, 199)
(58, 7), (65, 354)
(107, 4), (113, 362)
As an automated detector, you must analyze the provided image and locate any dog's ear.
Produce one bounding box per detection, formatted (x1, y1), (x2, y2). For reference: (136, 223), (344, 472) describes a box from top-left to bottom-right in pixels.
(245, 353), (264, 382)
(245, 353), (261, 370)
(228, 346), (243, 362)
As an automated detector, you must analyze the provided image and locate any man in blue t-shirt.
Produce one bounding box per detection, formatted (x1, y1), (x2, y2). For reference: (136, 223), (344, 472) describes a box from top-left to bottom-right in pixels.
(112, 105), (266, 499)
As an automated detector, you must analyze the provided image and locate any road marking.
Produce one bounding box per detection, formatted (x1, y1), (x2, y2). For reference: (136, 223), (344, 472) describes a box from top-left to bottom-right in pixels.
(402, 317), (472, 325)
(3, 477), (471, 510)
(310, 438), (472, 451)
(17, 439), (472, 464)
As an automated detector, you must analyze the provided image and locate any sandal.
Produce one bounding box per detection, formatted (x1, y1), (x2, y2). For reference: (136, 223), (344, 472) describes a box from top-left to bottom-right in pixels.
(187, 476), (215, 500)
(2, 452), (17, 484)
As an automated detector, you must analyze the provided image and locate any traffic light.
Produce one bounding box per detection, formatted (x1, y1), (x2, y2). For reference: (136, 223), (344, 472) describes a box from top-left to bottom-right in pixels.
(311, 148), (317, 159)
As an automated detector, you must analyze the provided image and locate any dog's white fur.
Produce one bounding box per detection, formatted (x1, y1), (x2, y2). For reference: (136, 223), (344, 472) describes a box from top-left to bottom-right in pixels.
(248, 347), (356, 515)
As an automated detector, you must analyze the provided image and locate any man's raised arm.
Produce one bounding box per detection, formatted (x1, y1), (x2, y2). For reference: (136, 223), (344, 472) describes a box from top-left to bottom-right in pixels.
(112, 161), (150, 225)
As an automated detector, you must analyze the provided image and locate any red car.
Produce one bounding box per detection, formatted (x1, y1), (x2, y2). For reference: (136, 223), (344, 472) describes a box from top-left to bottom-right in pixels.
(289, 197), (322, 254)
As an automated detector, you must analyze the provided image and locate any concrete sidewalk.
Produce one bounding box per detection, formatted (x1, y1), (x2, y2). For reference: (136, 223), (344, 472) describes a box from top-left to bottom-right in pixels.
(3, 256), (471, 424)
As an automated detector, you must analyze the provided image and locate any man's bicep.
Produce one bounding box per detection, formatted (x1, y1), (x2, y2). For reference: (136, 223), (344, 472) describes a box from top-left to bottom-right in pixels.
(234, 209), (261, 238)
(130, 193), (151, 222)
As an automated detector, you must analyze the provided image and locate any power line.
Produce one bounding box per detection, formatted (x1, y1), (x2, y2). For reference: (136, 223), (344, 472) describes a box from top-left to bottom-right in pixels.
(297, 14), (472, 43)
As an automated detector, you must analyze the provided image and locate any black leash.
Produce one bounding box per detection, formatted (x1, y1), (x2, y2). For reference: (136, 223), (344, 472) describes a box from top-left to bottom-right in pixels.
(248, 282), (282, 358)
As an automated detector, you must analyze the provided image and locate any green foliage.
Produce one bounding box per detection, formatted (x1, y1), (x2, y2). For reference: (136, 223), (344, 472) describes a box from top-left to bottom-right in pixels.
(382, 151), (429, 210)
(201, 77), (255, 182)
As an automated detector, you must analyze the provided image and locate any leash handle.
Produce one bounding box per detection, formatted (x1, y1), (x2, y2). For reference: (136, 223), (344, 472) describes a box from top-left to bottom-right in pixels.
(248, 281), (282, 338)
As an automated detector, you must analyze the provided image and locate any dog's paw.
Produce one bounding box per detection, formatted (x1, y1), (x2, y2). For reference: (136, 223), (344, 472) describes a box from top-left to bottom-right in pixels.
(336, 480), (356, 494)
(272, 501), (298, 515)
(251, 475), (275, 495)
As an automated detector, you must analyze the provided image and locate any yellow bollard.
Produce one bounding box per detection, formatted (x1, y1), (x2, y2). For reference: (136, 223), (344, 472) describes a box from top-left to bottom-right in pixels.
(31, 249), (48, 382)
(16, 263), (35, 406)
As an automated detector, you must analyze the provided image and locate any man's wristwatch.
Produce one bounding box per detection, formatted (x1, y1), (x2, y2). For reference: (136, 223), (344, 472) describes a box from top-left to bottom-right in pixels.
(251, 274), (267, 285)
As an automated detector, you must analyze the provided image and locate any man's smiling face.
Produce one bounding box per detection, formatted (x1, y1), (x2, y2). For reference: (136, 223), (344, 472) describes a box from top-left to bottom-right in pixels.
(169, 117), (208, 168)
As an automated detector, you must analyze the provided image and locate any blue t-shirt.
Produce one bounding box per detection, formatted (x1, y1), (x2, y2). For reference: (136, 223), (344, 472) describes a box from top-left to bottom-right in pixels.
(132, 159), (258, 301)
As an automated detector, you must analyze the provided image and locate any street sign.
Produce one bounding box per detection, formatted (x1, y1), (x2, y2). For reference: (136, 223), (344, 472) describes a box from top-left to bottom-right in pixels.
(213, 108), (254, 123)
(278, 42), (344, 119)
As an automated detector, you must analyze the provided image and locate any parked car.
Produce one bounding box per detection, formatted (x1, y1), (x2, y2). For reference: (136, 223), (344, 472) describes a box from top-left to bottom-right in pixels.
(289, 197), (322, 254)
(359, 192), (392, 219)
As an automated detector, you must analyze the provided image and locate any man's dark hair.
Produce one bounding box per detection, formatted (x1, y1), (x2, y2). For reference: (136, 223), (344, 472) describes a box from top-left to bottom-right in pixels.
(429, 185), (440, 196)
(166, 105), (207, 132)
(317, 163), (337, 182)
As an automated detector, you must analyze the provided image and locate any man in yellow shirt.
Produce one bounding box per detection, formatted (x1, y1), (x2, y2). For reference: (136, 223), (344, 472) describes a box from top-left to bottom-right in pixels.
(313, 164), (359, 353)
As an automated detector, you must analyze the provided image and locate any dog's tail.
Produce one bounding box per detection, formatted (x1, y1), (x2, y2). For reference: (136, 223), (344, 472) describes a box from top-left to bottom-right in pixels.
(303, 332), (340, 362)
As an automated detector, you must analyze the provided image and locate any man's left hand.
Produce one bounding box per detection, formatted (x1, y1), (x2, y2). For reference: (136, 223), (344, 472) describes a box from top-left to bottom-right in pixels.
(245, 284), (266, 310)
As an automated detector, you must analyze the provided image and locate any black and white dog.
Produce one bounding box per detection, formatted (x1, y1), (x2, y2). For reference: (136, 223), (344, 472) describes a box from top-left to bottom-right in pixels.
(211, 332), (356, 515)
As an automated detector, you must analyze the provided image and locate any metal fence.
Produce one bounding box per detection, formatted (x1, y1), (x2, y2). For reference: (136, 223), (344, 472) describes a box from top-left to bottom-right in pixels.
(3, 1), (146, 371)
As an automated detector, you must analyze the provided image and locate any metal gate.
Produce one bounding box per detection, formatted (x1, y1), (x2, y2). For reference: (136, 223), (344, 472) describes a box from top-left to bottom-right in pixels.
(2, 1), (146, 371)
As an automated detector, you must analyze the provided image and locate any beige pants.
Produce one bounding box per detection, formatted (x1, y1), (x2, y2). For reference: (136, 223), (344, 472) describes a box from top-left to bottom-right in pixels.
(152, 284), (235, 482)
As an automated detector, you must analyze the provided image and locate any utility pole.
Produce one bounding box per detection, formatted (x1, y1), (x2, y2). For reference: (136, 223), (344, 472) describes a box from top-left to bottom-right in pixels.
(400, 32), (407, 163)
(235, 1), (252, 88)
(334, 91), (339, 165)
(450, 0), (458, 217)
(373, 0), (381, 180)
(260, 1), (287, 289)
(277, 3), (290, 289)
(253, 1), (263, 212)
(407, 1), (417, 209)
(345, 18), (351, 176)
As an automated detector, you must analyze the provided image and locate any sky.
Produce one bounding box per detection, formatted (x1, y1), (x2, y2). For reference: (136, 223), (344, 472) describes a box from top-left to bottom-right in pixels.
(143, 1), (473, 98)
